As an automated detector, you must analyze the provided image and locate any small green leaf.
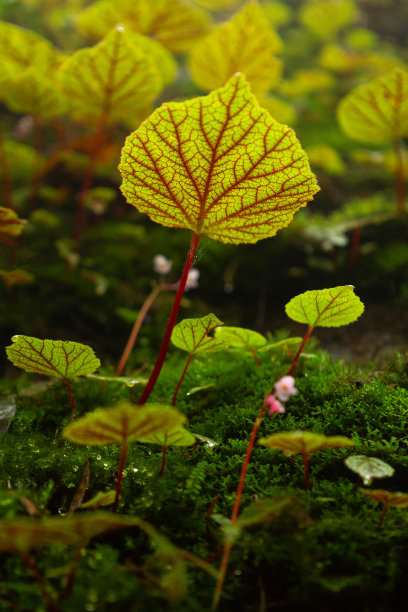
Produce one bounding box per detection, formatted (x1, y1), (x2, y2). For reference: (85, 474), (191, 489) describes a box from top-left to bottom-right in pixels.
(285, 285), (364, 329)
(86, 373), (147, 388)
(120, 74), (319, 245)
(236, 496), (294, 528)
(338, 68), (408, 144)
(259, 337), (303, 353)
(259, 431), (354, 457)
(359, 489), (408, 508)
(171, 314), (226, 355)
(189, 2), (282, 94)
(62, 402), (186, 446)
(81, 490), (116, 509)
(345, 456), (394, 485)
(214, 326), (267, 349)
(77, 0), (211, 53)
(138, 425), (196, 447)
(59, 26), (162, 125)
(4, 68), (67, 118)
(6, 336), (100, 380)
(0, 207), (26, 239)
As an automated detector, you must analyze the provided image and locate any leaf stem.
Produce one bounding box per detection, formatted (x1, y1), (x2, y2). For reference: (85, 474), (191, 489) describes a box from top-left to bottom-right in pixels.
(64, 379), (76, 414)
(172, 353), (194, 405)
(206, 492), (221, 543)
(137, 233), (200, 405)
(0, 131), (15, 210)
(159, 443), (167, 477)
(248, 345), (261, 366)
(64, 545), (83, 596)
(21, 551), (59, 612)
(113, 442), (128, 512)
(394, 138), (406, 214)
(116, 282), (174, 376)
(212, 398), (268, 610)
(377, 504), (389, 531)
(288, 325), (313, 376)
(29, 116), (43, 208)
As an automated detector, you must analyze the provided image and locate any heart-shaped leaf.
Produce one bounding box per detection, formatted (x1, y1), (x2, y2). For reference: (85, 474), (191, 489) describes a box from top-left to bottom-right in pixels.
(120, 73), (319, 245)
(0, 20), (61, 74)
(59, 26), (162, 125)
(338, 68), (408, 143)
(0, 207), (26, 239)
(6, 335), (100, 380)
(214, 326), (267, 349)
(137, 425), (196, 447)
(171, 314), (227, 355)
(345, 455), (394, 485)
(285, 285), (364, 329)
(236, 495), (294, 528)
(4, 68), (67, 118)
(189, 1), (282, 94)
(259, 431), (354, 457)
(77, 0), (211, 52)
(359, 488), (408, 508)
(62, 402), (186, 446)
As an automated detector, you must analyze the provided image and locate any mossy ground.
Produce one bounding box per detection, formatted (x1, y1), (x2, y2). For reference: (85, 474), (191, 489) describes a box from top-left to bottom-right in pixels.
(1, 342), (408, 611)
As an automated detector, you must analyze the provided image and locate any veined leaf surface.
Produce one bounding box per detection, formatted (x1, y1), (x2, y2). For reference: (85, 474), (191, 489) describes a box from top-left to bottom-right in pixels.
(120, 74), (319, 245)
(214, 326), (267, 349)
(77, 0), (211, 52)
(338, 68), (408, 143)
(0, 208), (26, 239)
(59, 26), (162, 124)
(0, 20), (61, 74)
(359, 489), (408, 508)
(138, 425), (196, 447)
(62, 402), (186, 446)
(345, 456), (394, 486)
(285, 286), (364, 328)
(171, 314), (226, 355)
(6, 336), (100, 380)
(259, 431), (354, 457)
(189, 2), (282, 94)
(4, 69), (67, 118)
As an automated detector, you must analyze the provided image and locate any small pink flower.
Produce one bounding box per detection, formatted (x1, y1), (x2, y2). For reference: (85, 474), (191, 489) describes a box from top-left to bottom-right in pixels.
(153, 254), (172, 275)
(274, 375), (298, 402)
(185, 268), (200, 290)
(266, 395), (285, 415)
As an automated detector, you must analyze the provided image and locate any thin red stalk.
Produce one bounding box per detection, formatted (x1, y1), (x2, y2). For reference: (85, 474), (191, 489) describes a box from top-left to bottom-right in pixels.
(348, 227), (361, 268)
(29, 117), (43, 208)
(116, 284), (164, 376)
(172, 353), (194, 405)
(137, 233), (200, 405)
(64, 380), (76, 414)
(377, 504), (389, 531)
(288, 326), (313, 376)
(206, 493), (221, 543)
(290, 455), (295, 475)
(394, 139), (406, 214)
(212, 399), (268, 609)
(248, 345), (261, 366)
(73, 113), (107, 242)
(159, 434), (168, 477)
(64, 545), (83, 596)
(21, 552), (59, 612)
(302, 453), (310, 490)
(113, 442), (128, 512)
(188, 440), (202, 456)
(0, 131), (15, 209)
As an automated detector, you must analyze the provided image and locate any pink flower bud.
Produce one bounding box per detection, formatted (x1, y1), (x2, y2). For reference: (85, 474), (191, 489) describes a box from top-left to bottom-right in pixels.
(274, 375), (298, 402)
(266, 395), (285, 415)
(153, 254), (172, 275)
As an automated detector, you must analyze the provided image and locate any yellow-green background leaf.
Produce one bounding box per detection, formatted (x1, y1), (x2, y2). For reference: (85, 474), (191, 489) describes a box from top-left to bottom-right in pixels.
(214, 326), (266, 348)
(171, 313), (226, 354)
(285, 286), (364, 328)
(259, 431), (354, 456)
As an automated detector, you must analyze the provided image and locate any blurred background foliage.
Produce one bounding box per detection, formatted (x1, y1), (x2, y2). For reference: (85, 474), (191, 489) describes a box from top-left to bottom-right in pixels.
(0, 0), (407, 369)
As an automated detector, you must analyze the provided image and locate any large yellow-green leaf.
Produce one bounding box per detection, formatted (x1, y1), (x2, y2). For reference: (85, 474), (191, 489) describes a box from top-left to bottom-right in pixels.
(0, 20), (61, 74)
(171, 314), (226, 355)
(59, 26), (162, 125)
(0, 208), (26, 239)
(76, 0), (211, 53)
(359, 489), (408, 508)
(285, 286), (364, 329)
(345, 456), (394, 486)
(62, 402), (186, 446)
(259, 431), (354, 457)
(4, 68), (67, 119)
(6, 335), (101, 380)
(214, 326), (266, 349)
(337, 68), (408, 144)
(300, 0), (357, 41)
(138, 425), (196, 447)
(119, 74), (319, 245)
(189, 2), (282, 94)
